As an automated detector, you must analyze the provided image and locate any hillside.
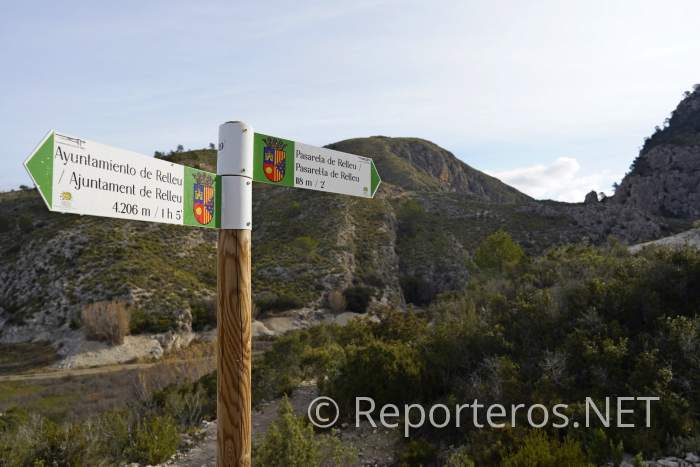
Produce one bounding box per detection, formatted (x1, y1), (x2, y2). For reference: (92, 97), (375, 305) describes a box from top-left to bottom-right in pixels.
(0, 114), (694, 348)
(630, 226), (700, 253)
(613, 85), (700, 219)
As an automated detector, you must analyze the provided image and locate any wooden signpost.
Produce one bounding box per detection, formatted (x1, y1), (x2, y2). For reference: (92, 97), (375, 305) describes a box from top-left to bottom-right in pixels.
(24, 121), (381, 467)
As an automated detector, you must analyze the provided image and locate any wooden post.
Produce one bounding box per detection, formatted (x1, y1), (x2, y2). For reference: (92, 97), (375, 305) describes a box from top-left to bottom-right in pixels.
(217, 229), (252, 466)
(217, 121), (254, 467)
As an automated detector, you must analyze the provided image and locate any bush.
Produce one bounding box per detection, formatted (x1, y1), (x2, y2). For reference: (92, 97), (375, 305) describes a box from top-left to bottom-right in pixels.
(397, 199), (425, 236)
(343, 286), (372, 313)
(191, 296), (216, 331)
(501, 431), (588, 467)
(256, 292), (303, 314)
(254, 397), (355, 467)
(326, 290), (346, 313)
(291, 236), (319, 259)
(0, 214), (12, 233)
(446, 446), (476, 467)
(255, 397), (320, 467)
(397, 439), (438, 467)
(81, 301), (130, 345)
(323, 340), (424, 410)
(287, 201), (302, 218)
(130, 309), (177, 334)
(584, 428), (624, 465)
(153, 381), (211, 429)
(0, 415), (88, 466)
(473, 230), (525, 272)
(126, 415), (180, 465)
(400, 275), (436, 305)
(0, 407), (28, 433)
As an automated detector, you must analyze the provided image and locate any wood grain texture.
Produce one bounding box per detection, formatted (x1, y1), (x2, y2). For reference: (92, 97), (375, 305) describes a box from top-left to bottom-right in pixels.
(217, 229), (252, 467)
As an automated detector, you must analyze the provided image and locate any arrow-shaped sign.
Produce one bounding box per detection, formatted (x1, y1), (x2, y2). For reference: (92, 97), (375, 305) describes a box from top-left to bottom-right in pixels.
(252, 132), (381, 198)
(24, 130), (220, 228)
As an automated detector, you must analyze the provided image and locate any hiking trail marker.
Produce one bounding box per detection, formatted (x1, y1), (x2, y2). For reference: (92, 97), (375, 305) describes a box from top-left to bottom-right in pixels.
(24, 130), (220, 228)
(24, 122), (381, 467)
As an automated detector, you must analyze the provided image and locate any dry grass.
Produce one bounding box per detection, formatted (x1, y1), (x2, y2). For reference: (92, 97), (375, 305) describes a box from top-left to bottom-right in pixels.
(0, 342), (59, 375)
(0, 359), (216, 422)
(81, 301), (130, 345)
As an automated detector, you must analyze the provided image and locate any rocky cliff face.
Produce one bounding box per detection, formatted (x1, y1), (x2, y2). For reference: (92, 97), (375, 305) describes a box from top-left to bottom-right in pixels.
(613, 143), (700, 219)
(612, 86), (700, 220)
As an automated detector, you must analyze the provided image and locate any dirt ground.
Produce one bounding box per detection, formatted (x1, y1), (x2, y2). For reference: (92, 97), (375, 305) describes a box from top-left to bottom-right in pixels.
(165, 382), (399, 467)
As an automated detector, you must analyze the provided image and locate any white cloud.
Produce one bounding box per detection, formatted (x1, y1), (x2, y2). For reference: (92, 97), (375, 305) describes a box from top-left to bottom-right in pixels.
(488, 157), (616, 203)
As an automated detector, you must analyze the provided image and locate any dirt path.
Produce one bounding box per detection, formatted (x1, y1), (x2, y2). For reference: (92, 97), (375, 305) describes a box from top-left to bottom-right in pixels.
(0, 357), (213, 382)
(164, 382), (398, 467)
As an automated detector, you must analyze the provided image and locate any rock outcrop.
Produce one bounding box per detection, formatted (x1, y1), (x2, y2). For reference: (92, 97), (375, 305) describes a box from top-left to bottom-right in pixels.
(612, 86), (700, 220)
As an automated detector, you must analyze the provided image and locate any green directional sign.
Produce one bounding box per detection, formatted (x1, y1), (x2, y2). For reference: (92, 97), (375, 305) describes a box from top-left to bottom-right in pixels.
(252, 132), (381, 198)
(24, 130), (220, 228)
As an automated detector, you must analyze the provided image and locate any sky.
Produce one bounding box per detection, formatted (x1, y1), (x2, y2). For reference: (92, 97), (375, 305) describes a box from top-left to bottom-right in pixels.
(2, 1), (700, 202)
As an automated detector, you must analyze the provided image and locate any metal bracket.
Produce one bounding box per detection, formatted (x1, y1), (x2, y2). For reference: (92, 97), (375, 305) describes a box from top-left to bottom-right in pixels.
(218, 122), (254, 229)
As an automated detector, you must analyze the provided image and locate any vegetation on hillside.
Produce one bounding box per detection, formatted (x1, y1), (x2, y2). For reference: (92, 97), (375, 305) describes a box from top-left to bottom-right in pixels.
(0, 129), (682, 336)
(640, 84), (700, 157)
(2, 232), (700, 464)
(248, 233), (700, 464)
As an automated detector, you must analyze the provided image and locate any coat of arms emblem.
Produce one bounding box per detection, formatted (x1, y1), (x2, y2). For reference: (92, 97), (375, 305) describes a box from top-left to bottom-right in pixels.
(193, 172), (215, 225)
(262, 137), (287, 182)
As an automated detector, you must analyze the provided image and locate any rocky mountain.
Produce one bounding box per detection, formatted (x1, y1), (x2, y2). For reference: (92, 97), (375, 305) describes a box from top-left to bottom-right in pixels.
(327, 137), (530, 202)
(2, 89), (699, 347)
(612, 85), (700, 219)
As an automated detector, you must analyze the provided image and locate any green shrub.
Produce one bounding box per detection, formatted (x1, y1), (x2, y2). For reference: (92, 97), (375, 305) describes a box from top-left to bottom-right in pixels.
(501, 431), (588, 467)
(323, 339), (424, 410)
(254, 397), (356, 467)
(0, 214), (12, 233)
(0, 416), (88, 467)
(130, 309), (177, 334)
(252, 332), (312, 405)
(473, 230), (525, 272)
(669, 433), (700, 457)
(91, 410), (132, 464)
(632, 452), (646, 467)
(291, 236), (319, 259)
(360, 271), (385, 289)
(400, 275), (435, 305)
(191, 297), (216, 331)
(397, 439), (438, 467)
(343, 286), (372, 313)
(255, 397), (319, 467)
(157, 382), (211, 429)
(584, 428), (624, 465)
(126, 415), (179, 465)
(397, 199), (425, 236)
(0, 407), (29, 433)
(256, 293), (304, 314)
(446, 446), (475, 467)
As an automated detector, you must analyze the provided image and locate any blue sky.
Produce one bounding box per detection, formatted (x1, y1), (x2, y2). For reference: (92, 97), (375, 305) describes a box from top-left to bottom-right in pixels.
(2, 0), (700, 201)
